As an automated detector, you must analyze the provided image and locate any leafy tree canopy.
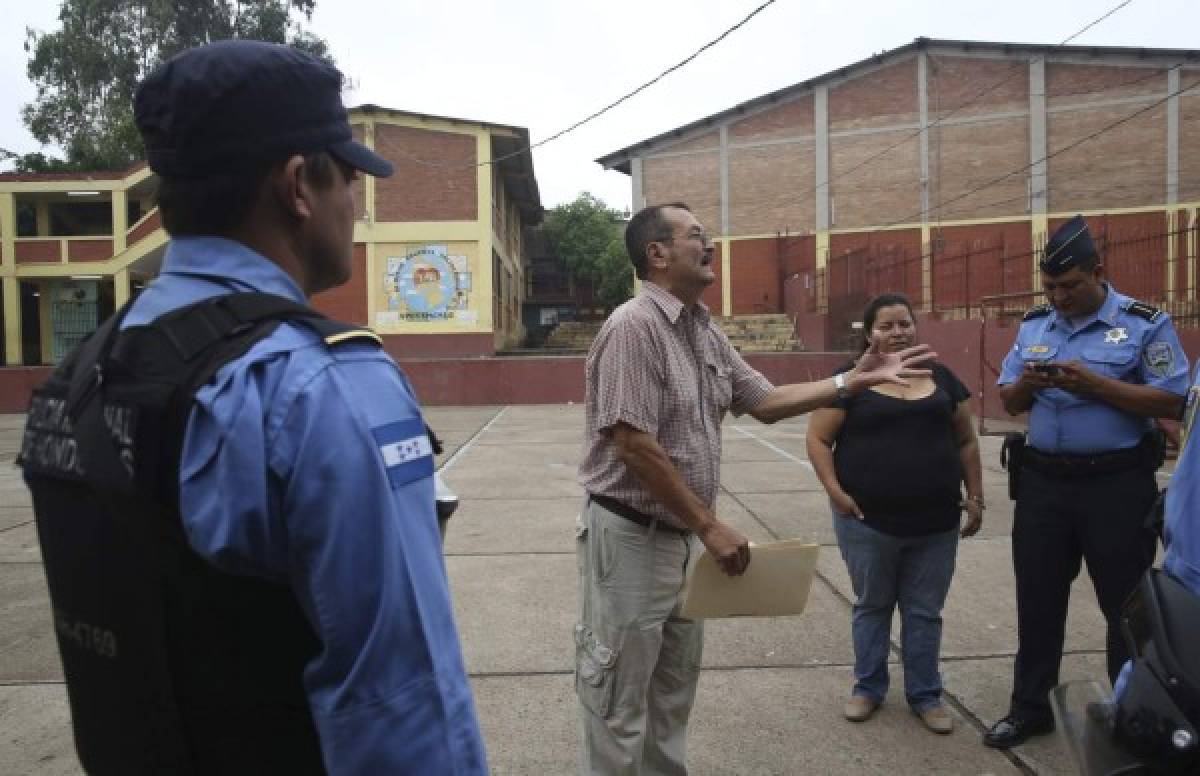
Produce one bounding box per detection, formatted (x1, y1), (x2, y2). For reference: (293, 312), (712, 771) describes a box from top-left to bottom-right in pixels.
(542, 192), (633, 311)
(14, 0), (329, 173)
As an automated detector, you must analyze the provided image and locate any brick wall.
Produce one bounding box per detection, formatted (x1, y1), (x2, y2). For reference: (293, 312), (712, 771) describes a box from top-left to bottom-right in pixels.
(826, 59), (922, 226)
(1181, 69), (1200, 203)
(1047, 63), (1163, 102)
(1046, 64), (1167, 213)
(631, 50), (1196, 322)
(1049, 103), (1167, 212)
(926, 58), (1030, 222)
(68, 240), (113, 262)
(374, 124), (477, 222)
(729, 143), (815, 234)
(830, 57), (918, 130)
(728, 97), (816, 234)
(730, 96), (814, 141)
(643, 152), (720, 234)
(14, 240), (59, 263)
(660, 130), (720, 153)
(929, 56), (1028, 117)
(933, 118), (1030, 220)
(830, 131), (921, 227)
(310, 243), (368, 325)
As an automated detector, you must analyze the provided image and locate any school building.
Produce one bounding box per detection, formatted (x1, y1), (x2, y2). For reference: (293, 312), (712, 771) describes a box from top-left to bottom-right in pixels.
(0, 105), (543, 376)
(597, 37), (1200, 352)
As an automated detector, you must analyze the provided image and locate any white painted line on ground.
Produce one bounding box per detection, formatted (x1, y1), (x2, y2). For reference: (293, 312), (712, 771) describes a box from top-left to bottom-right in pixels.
(438, 406), (509, 474)
(729, 425), (815, 472)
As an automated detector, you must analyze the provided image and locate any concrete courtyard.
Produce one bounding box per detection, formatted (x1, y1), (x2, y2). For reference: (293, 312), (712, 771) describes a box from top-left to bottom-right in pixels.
(0, 404), (1123, 775)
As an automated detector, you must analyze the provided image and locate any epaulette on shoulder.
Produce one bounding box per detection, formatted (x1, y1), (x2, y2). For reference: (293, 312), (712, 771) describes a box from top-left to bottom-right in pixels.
(302, 317), (383, 347)
(1022, 304), (1053, 321)
(324, 329), (383, 347)
(1125, 300), (1163, 323)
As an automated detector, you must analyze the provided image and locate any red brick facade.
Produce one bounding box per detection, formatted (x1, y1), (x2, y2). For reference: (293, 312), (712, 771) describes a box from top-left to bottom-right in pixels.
(14, 240), (59, 263)
(1183, 71), (1200, 202)
(643, 153), (720, 236)
(374, 123), (477, 222)
(67, 239), (113, 262)
(604, 41), (1199, 328)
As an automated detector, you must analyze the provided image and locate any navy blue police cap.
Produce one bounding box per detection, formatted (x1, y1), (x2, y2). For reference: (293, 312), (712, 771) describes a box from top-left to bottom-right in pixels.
(134, 39), (393, 178)
(1040, 214), (1098, 276)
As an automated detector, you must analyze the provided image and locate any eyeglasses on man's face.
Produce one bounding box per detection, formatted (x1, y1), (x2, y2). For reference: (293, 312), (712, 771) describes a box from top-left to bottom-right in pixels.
(661, 229), (713, 248)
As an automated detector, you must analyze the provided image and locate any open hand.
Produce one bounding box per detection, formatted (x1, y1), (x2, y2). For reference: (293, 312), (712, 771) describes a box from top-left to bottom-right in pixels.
(848, 341), (936, 393)
(698, 520), (751, 577)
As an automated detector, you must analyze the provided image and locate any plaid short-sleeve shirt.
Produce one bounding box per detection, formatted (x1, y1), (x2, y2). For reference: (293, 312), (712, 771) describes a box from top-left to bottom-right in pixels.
(578, 282), (774, 530)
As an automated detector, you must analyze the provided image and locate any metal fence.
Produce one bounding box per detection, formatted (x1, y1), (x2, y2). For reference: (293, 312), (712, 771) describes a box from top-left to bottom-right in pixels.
(820, 222), (1200, 331)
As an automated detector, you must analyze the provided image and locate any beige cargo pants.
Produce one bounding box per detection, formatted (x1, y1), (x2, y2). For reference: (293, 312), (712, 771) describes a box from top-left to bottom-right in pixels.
(575, 498), (703, 776)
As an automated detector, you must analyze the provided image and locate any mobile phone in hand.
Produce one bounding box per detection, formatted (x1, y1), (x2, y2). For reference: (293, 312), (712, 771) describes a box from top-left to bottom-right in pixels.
(1028, 362), (1062, 377)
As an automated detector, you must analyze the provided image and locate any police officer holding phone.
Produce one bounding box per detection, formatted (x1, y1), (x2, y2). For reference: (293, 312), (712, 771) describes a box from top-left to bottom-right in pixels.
(984, 215), (1190, 749)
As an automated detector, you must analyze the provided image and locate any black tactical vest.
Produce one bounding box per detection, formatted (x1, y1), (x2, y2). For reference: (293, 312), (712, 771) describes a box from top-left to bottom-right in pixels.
(18, 292), (383, 775)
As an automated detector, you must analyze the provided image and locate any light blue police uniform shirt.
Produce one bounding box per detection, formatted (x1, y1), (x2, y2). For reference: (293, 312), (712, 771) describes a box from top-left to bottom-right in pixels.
(123, 236), (487, 775)
(1113, 367), (1200, 699)
(1164, 378), (1200, 595)
(997, 284), (1189, 454)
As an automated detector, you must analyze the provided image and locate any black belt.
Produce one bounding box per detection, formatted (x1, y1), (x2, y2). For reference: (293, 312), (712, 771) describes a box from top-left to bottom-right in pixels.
(588, 494), (690, 536)
(1024, 445), (1145, 477)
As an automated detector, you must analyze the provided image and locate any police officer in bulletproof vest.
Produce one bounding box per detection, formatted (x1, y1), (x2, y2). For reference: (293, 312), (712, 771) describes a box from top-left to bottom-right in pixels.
(983, 215), (1190, 750)
(18, 40), (487, 774)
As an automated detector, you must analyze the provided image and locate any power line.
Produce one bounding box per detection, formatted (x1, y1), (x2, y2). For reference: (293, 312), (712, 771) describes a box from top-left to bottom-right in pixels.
(386, 0), (779, 171)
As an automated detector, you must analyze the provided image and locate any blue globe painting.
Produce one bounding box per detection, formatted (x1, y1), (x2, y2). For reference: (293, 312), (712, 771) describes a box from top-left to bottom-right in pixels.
(390, 245), (460, 317)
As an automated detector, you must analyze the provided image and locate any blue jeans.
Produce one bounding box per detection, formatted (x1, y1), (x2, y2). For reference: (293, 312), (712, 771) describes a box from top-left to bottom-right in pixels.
(833, 513), (958, 712)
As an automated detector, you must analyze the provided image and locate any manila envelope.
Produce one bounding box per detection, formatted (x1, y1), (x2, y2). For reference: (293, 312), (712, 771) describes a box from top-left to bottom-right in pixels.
(680, 539), (819, 619)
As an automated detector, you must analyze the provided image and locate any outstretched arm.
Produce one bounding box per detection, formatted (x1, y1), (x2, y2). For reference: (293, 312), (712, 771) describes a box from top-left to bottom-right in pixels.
(749, 343), (937, 424)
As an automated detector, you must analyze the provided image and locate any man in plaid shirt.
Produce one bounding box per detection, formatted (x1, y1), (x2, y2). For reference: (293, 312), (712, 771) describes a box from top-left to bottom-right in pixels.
(575, 202), (934, 774)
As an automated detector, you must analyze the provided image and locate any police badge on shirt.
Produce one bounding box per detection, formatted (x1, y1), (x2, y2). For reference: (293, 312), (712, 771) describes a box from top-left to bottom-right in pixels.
(1144, 342), (1175, 379)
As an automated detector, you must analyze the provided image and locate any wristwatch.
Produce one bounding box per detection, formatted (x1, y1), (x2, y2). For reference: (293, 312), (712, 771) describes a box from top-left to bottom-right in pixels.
(833, 373), (850, 401)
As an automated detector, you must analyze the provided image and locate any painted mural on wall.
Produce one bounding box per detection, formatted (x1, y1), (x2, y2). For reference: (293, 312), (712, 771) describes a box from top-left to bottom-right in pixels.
(377, 243), (477, 329)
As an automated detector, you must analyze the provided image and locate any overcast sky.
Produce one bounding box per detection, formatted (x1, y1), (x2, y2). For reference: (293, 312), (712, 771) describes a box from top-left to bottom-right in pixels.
(1, 0), (1197, 211)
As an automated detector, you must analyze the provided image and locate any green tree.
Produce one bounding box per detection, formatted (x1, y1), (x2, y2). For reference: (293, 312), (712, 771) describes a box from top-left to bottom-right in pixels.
(16, 0), (329, 172)
(542, 193), (633, 311)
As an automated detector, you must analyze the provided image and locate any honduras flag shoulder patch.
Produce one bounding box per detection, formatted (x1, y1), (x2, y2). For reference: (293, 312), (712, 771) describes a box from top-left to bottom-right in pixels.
(371, 417), (434, 489)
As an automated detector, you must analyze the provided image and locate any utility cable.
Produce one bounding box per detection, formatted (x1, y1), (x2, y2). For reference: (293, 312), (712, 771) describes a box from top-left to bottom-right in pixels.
(386, 0), (779, 170)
